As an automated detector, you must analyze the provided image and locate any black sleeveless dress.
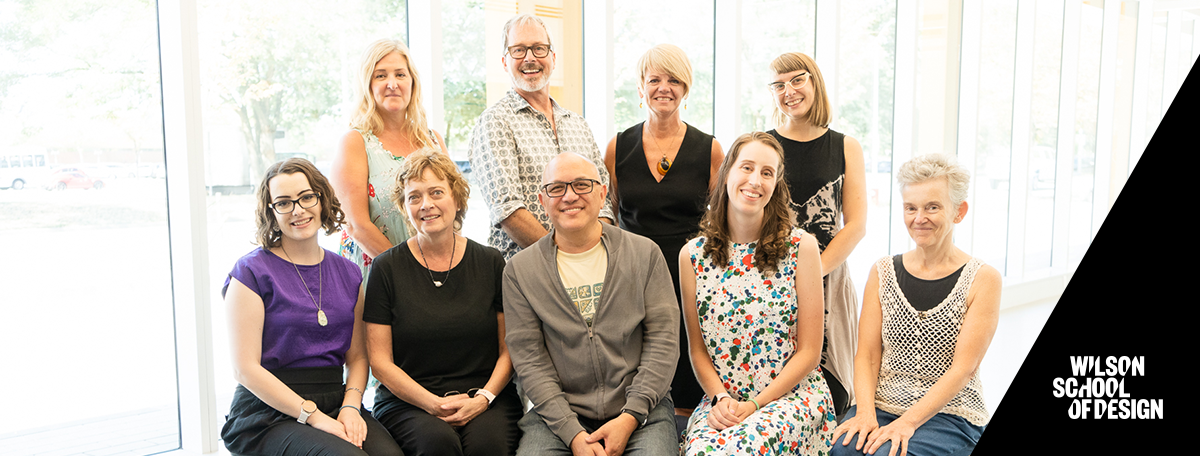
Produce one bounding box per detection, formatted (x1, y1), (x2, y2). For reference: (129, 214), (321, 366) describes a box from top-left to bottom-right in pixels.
(768, 128), (859, 419)
(614, 121), (713, 411)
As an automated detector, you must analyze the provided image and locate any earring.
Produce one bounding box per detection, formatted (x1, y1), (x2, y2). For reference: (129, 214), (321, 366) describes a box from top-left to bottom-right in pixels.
(639, 101), (644, 109)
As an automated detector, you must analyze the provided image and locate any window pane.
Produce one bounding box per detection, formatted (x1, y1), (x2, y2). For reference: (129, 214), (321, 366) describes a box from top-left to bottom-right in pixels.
(1069, 0), (1103, 264)
(970, 0), (1018, 273)
(442, 0), (490, 243)
(835, 0), (896, 288)
(1026, 0), (1065, 271)
(739, 0), (816, 132)
(196, 0), (409, 430)
(613, 0), (715, 134)
(0, 0), (178, 454)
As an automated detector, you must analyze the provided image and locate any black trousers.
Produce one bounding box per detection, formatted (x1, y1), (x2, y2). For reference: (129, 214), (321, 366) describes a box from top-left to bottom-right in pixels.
(372, 383), (522, 456)
(221, 366), (404, 456)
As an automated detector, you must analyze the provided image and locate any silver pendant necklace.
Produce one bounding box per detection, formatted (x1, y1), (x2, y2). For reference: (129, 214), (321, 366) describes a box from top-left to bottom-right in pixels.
(416, 234), (455, 288)
(281, 246), (326, 326)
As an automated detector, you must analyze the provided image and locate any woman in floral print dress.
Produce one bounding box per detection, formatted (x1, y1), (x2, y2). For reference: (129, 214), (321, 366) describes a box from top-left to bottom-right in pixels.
(680, 132), (836, 456)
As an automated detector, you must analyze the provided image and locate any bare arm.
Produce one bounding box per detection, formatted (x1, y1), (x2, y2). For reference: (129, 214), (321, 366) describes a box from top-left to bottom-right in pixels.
(500, 208), (550, 249)
(366, 322), (457, 417)
(821, 135), (867, 275)
(679, 246), (744, 430)
(226, 278), (349, 441)
(708, 138), (724, 193)
(332, 131), (394, 259)
(603, 136), (621, 225)
(832, 263), (884, 448)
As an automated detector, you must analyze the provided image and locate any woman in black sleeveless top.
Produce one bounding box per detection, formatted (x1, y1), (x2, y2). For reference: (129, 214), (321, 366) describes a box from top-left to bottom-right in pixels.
(604, 44), (724, 425)
(766, 52), (867, 420)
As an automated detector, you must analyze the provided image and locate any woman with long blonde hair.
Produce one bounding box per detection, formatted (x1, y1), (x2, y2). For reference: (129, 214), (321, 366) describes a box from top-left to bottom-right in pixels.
(333, 38), (448, 279)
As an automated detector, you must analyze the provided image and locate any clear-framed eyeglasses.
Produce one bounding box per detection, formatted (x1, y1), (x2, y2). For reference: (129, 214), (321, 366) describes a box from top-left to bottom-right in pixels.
(507, 44), (553, 59)
(541, 178), (599, 198)
(767, 72), (811, 94)
(271, 193), (321, 214)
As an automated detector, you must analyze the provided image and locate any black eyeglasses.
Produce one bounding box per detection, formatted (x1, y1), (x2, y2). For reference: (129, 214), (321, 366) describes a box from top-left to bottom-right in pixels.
(507, 44), (553, 59)
(541, 178), (599, 198)
(271, 193), (320, 214)
(767, 72), (811, 94)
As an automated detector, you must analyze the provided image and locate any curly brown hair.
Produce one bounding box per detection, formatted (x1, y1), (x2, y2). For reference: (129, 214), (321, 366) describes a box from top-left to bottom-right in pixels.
(255, 158), (346, 248)
(697, 132), (795, 274)
(390, 149), (470, 231)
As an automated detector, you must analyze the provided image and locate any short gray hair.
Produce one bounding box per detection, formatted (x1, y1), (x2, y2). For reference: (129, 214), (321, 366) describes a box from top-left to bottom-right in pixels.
(501, 14), (552, 54)
(897, 154), (971, 207)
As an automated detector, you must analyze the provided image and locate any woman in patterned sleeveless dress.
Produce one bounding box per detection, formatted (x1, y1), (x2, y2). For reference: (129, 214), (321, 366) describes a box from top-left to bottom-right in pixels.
(680, 132), (836, 456)
(766, 52), (867, 419)
(333, 38), (448, 279)
(831, 154), (1000, 456)
(604, 43), (724, 427)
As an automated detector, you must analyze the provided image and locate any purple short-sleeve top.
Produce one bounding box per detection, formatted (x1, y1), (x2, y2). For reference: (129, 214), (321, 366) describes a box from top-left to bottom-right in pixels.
(223, 247), (362, 370)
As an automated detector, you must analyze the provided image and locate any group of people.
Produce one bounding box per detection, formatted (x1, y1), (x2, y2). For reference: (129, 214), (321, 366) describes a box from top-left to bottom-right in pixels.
(218, 13), (1001, 456)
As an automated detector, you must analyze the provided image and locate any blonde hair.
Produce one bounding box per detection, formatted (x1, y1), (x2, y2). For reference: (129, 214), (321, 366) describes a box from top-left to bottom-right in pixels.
(637, 44), (693, 99)
(392, 149), (471, 231)
(348, 38), (435, 150)
(770, 52), (832, 128)
(897, 154), (971, 207)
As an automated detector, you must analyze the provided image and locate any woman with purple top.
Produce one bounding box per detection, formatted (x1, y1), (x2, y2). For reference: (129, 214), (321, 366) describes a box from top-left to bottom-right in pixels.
(220, 158), (403, 456)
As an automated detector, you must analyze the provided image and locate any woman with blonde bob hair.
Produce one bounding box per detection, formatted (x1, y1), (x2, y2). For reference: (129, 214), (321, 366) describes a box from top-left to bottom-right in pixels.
(679, 132), (835, 455)
(333, 38), (449, 280)
(604, 43), (723, 424)
(364, 150), (522, 455)
(221, 158), (402, 456)
(831, 154), (999, 456)
(766, 52), (867, 419)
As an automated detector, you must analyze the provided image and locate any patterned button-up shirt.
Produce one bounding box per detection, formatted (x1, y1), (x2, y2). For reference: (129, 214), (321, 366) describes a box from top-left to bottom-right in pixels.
(468, 90), (614, 259)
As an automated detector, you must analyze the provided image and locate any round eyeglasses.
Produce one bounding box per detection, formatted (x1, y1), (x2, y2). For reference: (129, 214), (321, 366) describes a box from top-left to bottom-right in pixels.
(507, 44), (553, 59)
(767, 72), (811, 94)
(271, 193), (321, 214)
(541, 178), (599, 198)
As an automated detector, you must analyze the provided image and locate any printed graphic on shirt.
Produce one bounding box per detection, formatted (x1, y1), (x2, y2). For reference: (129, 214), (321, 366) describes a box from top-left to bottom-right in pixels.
(565, 282), (603, 327)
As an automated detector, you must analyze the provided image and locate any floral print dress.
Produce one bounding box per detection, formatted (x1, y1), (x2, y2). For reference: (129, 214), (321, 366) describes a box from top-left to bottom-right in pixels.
(682, 228), (836, 456)
(338, 129), (427, 280)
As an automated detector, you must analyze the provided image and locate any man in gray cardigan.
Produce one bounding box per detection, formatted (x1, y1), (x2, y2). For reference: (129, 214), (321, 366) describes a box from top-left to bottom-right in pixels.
(503, 152), (680, 455)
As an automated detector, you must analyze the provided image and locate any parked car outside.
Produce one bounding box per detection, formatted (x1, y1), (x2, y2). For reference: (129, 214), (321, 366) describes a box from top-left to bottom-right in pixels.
(47, 168), (104, 190)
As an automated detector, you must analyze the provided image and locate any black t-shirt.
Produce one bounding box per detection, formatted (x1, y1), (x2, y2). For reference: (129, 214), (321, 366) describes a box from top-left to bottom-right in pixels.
(363, 238), (505, 400)
(893, 254), (966, 312)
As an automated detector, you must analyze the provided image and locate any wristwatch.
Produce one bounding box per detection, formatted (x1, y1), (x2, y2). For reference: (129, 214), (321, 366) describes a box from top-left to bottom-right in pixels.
(472, 388), (497, 407)
(621, 408), (647, 428)
(297, 399), (317, 424)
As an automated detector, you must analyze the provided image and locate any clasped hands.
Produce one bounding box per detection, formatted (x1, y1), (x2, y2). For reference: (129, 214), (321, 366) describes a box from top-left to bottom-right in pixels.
(570, 413), (639, 456)
(707, 396), (758, 430)
(424, 392), (490, 427)
(831, 412), (917, 456)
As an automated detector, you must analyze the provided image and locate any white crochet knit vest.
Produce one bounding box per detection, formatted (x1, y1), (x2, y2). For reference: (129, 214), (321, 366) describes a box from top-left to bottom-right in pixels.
(874, 256), (989, 426)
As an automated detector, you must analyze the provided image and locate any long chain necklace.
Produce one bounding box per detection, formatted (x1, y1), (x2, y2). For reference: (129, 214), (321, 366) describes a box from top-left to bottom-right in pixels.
(416, 234), (456, 288)
(646, 121), (684, 176)
(281, 246), (326, 326)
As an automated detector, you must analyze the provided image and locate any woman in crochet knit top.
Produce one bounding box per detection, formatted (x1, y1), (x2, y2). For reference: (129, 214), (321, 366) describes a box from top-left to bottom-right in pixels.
(830, 154), (1001, 456)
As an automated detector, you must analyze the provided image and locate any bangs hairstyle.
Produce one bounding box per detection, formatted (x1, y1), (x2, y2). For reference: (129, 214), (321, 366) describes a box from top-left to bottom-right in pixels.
(897, 153), (971, 208)
(698, 132), (795, 273)
(391, 150), (471, 231)
(348, 38), (435, 150)
(638, 43), (693, 98)
(502, 14), (553, 54)
(770, 52), (832, 129)
(255, 158), (346, 248)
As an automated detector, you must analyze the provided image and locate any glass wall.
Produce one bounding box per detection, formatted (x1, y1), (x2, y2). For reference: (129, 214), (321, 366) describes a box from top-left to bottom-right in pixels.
(0, 0), (178, 454)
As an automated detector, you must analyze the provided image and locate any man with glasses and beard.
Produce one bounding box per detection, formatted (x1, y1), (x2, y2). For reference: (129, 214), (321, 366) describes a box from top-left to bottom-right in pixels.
(468, 14), (614, 260)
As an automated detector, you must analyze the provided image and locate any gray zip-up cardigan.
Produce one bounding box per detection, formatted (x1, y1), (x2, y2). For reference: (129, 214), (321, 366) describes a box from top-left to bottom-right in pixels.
(502, 223), (680, 445)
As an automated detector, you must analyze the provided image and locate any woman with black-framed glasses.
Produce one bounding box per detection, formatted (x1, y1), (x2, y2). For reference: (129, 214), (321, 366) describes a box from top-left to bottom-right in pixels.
(220, 158), (402, 456)
(766, 52), (867, 420)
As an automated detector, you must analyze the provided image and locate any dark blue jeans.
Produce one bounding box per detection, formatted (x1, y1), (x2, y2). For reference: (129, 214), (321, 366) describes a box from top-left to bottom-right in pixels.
(829, 406), (984, 456)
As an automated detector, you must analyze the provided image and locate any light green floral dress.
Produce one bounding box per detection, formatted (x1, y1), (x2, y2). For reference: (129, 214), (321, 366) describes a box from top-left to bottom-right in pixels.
(338, 129), (431, 279)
